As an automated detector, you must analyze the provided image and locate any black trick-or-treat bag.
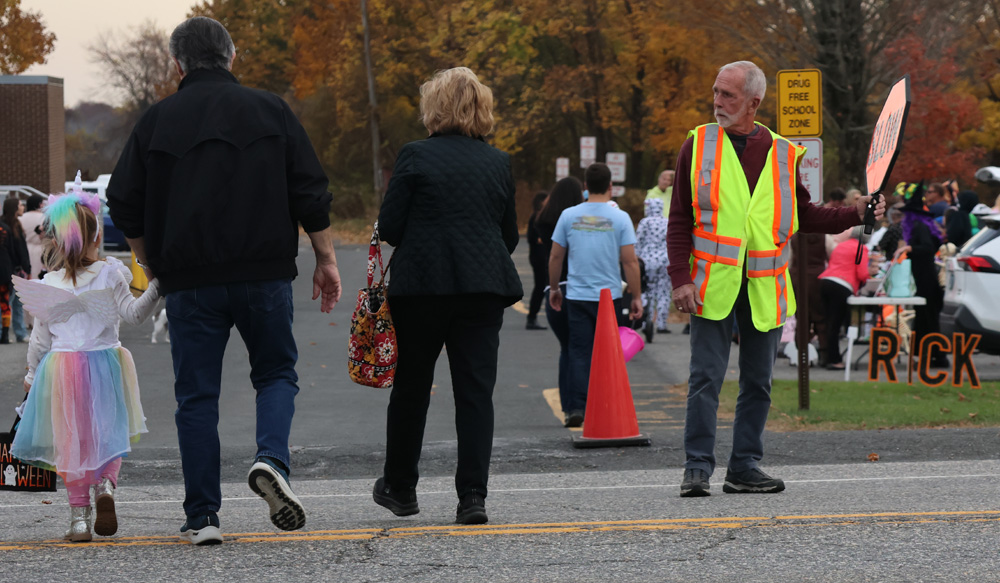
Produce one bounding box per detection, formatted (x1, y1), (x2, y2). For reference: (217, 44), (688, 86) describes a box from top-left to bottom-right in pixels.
(1, 413), (58, 492)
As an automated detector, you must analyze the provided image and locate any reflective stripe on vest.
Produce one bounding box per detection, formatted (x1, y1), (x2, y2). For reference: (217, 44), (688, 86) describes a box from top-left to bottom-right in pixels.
(694, 125), (724, 234)
(771, 137), (797, 245)
(690, 124), (732, 316)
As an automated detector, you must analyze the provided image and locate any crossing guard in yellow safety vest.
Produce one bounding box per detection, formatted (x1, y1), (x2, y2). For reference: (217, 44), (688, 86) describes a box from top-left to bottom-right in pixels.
(688, 122), (804, 332)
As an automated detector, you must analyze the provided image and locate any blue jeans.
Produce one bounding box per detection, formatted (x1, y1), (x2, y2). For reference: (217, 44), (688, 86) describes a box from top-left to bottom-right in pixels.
(564, 296), (622, 414)
(166, 279), (298, 518)
(544, 285), (570, 412)
(11, 292), (26, 341)
(684, 281), (782, 476)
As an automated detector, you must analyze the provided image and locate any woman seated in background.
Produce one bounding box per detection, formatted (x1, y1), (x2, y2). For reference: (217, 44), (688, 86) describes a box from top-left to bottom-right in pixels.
(819, 226), (880, 370)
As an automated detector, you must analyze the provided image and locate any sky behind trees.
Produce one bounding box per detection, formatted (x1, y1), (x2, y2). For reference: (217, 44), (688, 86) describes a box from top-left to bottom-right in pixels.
(20, 0), (191, 106)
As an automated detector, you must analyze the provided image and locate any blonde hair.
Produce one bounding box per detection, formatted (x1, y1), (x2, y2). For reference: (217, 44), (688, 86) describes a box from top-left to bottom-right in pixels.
(44, 203), (99, 286)
(419, 67), (495, 137)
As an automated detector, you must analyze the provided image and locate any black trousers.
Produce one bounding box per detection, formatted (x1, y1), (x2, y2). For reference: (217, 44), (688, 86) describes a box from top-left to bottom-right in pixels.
(527, 254), (548, 321)
(820, 279), (852, 365)
(383, 294), (507, 498)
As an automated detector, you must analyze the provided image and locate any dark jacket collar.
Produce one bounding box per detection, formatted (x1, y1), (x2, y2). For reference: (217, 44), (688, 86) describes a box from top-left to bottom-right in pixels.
(178, 68), (240, 91)
(429, 131), (485, 142)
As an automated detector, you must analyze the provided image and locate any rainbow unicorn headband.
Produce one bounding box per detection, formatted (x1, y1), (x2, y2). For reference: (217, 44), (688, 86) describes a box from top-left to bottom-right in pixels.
(44, 170), (103, 254)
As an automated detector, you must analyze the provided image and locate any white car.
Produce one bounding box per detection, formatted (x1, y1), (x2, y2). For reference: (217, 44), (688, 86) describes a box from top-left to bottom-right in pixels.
(941, 213), (1000, 354)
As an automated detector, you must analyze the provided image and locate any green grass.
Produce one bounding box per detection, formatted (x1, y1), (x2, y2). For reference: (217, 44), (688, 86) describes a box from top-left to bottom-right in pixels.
(718, 379), (1000, 431)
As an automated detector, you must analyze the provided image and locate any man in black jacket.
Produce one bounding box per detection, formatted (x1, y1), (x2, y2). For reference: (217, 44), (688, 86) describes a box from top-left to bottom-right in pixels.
(107, 16), (341, 545)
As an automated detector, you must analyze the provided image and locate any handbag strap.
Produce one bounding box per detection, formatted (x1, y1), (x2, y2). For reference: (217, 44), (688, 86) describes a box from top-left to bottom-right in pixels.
(9, 397), (25, 434)
(368, 221), (386, 288)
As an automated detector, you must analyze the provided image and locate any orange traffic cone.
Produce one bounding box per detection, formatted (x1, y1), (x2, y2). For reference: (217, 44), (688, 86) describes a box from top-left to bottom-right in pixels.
(572, 288), (651, 448)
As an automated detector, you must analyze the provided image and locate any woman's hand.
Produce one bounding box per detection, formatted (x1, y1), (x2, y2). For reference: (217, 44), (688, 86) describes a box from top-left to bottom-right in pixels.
(23, 379), (31, 392)
(893, 245), (911, 261)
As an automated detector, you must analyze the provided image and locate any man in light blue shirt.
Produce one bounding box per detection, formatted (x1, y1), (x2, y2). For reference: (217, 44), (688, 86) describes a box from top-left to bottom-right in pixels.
(548, 163), (642, 427)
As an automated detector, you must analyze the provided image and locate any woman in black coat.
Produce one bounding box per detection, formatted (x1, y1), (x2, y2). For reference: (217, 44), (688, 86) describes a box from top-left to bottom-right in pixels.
(373, 67), (522, 525)
(896, 183), (948, 368)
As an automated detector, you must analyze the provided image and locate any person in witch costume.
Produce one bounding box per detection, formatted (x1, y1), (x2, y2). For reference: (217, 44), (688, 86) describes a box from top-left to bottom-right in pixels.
(894, 181), (949, 369)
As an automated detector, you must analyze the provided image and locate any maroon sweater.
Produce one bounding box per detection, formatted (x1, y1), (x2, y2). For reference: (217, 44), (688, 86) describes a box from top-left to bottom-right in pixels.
(666, 128), (861, 289)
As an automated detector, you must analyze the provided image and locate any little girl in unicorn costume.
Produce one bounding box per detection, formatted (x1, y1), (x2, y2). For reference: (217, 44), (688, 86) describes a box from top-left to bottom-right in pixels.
(11, 173), (161, 542)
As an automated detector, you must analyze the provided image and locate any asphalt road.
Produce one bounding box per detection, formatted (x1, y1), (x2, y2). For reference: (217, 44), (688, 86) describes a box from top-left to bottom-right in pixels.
(1, 236), (999, 581)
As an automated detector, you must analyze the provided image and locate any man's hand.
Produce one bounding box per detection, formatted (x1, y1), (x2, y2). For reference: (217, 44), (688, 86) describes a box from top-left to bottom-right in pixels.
(313, 260), (342, 313)
(673, 283), (702, 314)
(630, 296), (643, 320)
(307, 227), (342, 313)
(856, 194), (887, 223)
(548, 285), (563, 312)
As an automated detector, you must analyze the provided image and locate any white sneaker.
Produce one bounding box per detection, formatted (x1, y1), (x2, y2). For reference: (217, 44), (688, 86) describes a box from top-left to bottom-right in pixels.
(248, 459), (306, 531)
(179, 513), (223, 545)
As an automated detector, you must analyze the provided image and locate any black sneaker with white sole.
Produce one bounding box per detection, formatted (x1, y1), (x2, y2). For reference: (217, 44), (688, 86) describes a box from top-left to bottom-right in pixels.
(680, 468), (711, 497)
(180, 512), (223, 545)
(248, 458), (306, 530)
(722, 467), (785, 494)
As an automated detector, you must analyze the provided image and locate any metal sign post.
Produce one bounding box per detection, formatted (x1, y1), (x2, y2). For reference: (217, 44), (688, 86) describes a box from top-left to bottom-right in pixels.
(778, 72), (823, 409)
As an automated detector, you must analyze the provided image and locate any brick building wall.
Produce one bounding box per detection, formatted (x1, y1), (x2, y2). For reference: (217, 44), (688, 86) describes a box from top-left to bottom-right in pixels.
(0, 76), (65, 194)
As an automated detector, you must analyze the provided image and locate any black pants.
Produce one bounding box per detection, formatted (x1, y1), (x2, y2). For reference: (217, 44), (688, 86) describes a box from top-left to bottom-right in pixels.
(527, 254), (547, 321)
(913, 282), (945, 363)
(383, 294), (506, 498)
(820, 279), (852, 365)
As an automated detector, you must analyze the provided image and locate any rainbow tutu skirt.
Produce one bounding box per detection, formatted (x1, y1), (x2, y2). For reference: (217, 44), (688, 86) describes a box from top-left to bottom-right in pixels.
(11, 347), (147, 484)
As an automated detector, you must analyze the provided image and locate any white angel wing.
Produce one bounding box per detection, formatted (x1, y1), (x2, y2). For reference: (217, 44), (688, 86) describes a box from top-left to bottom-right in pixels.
(12, 276), (86, 323)
(78, 288), (119, 328)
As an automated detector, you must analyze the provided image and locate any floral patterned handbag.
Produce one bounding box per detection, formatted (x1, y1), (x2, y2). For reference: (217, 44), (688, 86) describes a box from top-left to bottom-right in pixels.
(348, 222), (397, 388)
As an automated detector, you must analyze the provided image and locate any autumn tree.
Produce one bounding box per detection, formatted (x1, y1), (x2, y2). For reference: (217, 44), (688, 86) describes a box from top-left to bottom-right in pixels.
(89, 20), (178, 115)
(189, 0), (297, 95)
(881, 34), (982, 184)
(289, 0), (730, 197)
(65, 103), (131, 179)
(965, 0), (1000, 168)
(0, 0), (56, 74)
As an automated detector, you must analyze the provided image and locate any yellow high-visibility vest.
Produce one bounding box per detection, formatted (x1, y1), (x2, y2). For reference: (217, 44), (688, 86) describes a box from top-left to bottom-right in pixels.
(687, 122), (804, 331)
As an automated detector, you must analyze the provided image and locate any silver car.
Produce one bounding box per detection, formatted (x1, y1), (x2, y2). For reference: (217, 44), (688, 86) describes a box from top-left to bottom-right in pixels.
(941, 213), (1000, 354)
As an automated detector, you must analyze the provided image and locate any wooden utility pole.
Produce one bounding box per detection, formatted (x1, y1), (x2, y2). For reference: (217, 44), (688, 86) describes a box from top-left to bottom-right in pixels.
(361, 0), (384, 201)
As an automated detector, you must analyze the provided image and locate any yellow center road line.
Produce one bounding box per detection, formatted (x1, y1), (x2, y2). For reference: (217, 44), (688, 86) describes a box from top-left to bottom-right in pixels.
(3, 511), (998, 550)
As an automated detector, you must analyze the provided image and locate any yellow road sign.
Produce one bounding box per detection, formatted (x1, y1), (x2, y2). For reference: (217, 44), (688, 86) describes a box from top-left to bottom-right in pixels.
(777, 69), (822, 137)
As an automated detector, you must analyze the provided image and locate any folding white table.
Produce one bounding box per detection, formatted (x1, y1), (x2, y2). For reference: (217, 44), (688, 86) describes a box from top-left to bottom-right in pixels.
(843, 295), (927, 381)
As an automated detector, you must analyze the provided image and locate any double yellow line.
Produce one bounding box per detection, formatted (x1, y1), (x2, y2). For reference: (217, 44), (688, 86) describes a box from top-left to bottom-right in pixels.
(2, 510), (998, 550)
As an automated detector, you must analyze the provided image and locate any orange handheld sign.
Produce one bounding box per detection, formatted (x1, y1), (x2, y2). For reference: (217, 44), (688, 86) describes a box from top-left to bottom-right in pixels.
(863, 75), (911, 234)
(856, 75), (911, 265)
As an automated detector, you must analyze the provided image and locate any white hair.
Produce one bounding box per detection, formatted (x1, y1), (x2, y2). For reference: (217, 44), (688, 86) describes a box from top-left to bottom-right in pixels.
(719, 61), (766, 102)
